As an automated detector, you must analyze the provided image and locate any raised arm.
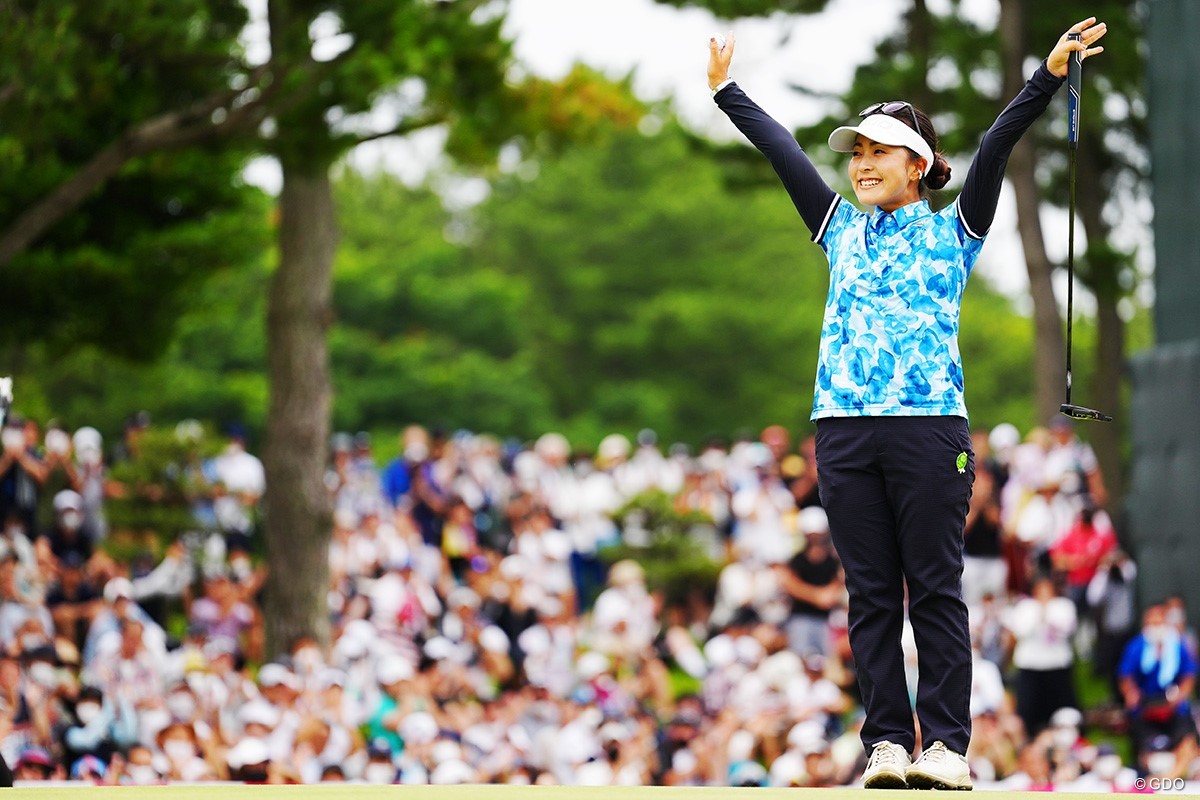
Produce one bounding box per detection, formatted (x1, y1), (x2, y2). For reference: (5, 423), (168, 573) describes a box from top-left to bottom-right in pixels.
(956, 17), (1107, 239)
(708, 33), (838, 240)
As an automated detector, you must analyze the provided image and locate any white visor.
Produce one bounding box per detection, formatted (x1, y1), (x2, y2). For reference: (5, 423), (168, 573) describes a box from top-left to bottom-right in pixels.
(828, 113), (934, 178)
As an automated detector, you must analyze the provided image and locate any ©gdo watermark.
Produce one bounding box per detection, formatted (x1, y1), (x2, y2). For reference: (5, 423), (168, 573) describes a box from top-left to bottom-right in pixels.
(1134, 776), (1187, 792)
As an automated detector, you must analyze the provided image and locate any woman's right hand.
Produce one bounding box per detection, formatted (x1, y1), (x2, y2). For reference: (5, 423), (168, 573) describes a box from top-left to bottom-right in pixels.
(707, 31), (735, 91)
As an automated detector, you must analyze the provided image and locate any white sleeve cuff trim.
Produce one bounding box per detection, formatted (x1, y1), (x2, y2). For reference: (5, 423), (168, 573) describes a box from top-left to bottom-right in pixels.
(812, 196), (841, 243)
(956, 198), (984, 240)
(711, 78), (735, 98)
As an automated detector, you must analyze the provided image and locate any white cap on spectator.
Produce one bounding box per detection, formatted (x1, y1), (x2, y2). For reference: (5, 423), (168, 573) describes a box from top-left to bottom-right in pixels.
(377, 657), (413, 686)
(53, 490), (84, 513)
(799, 506), (830, 536)
(226, 737), (270, 769)
(447, 587), (480, 611)
(517, 625), (551, 657)
(400, 712), (439, 745)
(598, 721), (628, 744)
(1051, 707), (1083, 728)
(499, 555), (528, 581)
(317, 668), (346, 689)
(770, 750), (806, 787)
(258, 663), (298, 690)
(423, 636), (458, 662)
(988, 422), (1020, 454)
(608, 559), (644, 587)
(576, 651), (610, 681)
(238, 700), (280, 729)
(759, 651), (802, 690)
(463, 724), (499, 755)
(103, 577), (135, 604)
(430, 759), (475, 785)
(734, 635), (766, 666)
(534, 432), (570, 462)
(73, 426), (102, 453)
(704, 634), (737, 668)
(575, 759), (614, 786)
(431, 739), (463, 765)
(478, 626), (510, 654)
(727, 729), (756, 762)
(672, 748), (698, 775)
(597, 433), (631, 465)
(787, 720), (828, 754)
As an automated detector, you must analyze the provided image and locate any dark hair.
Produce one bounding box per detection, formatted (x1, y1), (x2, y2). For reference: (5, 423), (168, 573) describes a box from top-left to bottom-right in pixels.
(883, 104), (951, 193)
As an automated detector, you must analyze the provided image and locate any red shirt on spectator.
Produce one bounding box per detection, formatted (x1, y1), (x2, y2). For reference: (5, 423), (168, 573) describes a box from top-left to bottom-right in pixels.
(1051, 509), (1116, 588)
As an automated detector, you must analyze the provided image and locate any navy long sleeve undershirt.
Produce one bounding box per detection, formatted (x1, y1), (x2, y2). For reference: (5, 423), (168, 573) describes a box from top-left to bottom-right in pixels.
(714, 62), (1065, 242)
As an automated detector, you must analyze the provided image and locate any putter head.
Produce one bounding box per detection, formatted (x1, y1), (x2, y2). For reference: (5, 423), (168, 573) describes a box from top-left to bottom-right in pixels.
(1060, 403), (1113, 423)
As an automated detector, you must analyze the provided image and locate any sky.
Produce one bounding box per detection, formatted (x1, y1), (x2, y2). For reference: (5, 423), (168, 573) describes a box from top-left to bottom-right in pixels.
(243, 0), (1148, 305)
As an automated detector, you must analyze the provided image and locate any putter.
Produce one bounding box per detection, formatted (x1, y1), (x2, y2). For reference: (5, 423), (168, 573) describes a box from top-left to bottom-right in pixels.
(1060, 31), (1113, 423)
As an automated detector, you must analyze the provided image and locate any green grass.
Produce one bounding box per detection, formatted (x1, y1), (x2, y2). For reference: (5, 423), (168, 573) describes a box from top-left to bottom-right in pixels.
(4, 786), (1130, 799)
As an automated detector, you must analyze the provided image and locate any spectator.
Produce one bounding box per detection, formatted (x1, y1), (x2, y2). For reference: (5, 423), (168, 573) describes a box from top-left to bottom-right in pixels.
(1045, 416), (1108, 510)
(13, 746), (57, 781)
(1005, 574), (1077, 738)
(209, 426), (264, 553)
(1118, 603), (1198, 764)
(154, 719), (211, 782)
(1087, 549), (1138, 701)
(45, 552), (101, 652)
(71, 426), (109, 545)
(1050, 503), (1116, 613)
(188, 572), (255, 661)
(43, 490), (92, 566)
(0, 416), (46, 540)
(775, 507), (843, 657)
(962, 446), (1007, 606)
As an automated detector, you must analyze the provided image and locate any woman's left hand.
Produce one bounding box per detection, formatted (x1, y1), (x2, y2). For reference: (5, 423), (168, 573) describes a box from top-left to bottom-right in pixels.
(1047, 17), (1107, 78)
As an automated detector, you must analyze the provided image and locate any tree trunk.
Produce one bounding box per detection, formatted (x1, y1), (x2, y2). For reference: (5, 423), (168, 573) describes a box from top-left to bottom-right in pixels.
(997, 0), (1065, 423)
(1093, 295), (1124, 510)
(262, 167), (336, 657)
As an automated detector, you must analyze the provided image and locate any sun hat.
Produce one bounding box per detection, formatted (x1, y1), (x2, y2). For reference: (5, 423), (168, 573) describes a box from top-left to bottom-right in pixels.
(828, 112), (934, 177)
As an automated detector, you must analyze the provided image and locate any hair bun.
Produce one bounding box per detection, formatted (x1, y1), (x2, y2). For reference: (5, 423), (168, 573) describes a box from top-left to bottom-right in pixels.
(925, 154), (951, 191)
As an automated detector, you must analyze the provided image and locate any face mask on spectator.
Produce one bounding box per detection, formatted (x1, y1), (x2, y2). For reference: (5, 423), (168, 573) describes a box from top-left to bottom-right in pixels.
(28, 662), (57, 687)
(60, 511), (83, 532)
(163, 740), (195, 762)
(4, 524), (24, 540)
(1094, 755), (1122, 781)
(76, 702), (101, 725)
(1166, 609), (1185, 628)
(294, 647), (321, 672)
(1053, 728), (1077, 749)
(21, 634), (47, 652)
(127, 765), (160, 784)
(1145, 625), (1167, 645)
(166, 693), (197, 721)
(365, 763), (395, 784)
(1147, 752), (1175, 776)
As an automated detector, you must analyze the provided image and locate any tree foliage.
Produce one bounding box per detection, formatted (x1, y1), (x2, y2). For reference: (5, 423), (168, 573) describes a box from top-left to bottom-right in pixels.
(0, 0), (264, 359)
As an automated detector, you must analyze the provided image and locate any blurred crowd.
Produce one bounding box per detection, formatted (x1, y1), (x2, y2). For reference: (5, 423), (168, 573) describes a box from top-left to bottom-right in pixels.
(0, 409), (1196, 789)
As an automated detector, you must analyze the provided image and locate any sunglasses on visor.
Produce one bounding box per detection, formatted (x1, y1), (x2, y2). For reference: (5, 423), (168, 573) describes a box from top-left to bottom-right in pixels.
(859, 101), (920, 134)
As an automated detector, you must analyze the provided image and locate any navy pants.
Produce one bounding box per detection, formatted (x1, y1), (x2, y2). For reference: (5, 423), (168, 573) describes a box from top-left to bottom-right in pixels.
(816, 416), (974, 755)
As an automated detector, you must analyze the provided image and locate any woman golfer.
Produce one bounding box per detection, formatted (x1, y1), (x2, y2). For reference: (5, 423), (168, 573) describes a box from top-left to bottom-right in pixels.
(708, 17), (1106, 790)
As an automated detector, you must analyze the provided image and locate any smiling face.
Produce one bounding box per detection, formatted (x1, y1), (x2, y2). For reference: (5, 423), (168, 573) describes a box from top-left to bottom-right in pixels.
(848, 135), (924, 212)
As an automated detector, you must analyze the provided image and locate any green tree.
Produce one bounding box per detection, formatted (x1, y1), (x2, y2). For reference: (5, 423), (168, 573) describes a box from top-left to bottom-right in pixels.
(0, 1), (264, 359)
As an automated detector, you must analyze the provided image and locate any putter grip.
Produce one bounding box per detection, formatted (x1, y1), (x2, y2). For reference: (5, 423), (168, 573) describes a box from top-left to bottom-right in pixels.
(1067, 32), (1082, 148)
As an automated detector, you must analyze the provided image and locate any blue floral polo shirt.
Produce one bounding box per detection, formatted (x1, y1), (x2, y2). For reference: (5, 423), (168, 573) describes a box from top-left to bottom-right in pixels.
(812, 198), (983, 420)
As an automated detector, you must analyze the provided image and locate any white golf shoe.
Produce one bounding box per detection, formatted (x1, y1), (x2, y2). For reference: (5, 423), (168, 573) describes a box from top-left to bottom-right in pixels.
(906, 740), (973, 790)
(862, 740), (911, 789)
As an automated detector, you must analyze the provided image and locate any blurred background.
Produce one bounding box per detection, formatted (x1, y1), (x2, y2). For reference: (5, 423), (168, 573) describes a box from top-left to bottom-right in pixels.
(1, 0), (1193, 789)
